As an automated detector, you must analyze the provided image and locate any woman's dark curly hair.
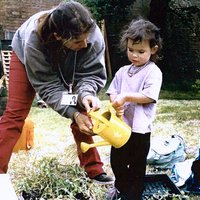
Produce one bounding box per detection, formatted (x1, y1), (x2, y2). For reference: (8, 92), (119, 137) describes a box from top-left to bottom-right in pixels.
(120, 18), (162, 62)
(37, 1), (95, 65)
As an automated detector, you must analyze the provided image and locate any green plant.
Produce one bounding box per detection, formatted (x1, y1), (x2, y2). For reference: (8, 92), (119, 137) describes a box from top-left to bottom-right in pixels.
(16, 156), (106, 200)
(192, 70), (200, 93)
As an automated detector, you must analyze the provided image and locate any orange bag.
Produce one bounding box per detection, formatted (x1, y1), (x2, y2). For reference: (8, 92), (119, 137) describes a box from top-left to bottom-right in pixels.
(12, 118), (34, 153)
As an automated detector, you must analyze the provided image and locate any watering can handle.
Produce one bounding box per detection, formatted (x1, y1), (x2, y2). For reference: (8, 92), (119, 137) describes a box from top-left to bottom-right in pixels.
(89, 111), (110, 126)
(108, 103), (123, 120)
(89, 103), (123, 125)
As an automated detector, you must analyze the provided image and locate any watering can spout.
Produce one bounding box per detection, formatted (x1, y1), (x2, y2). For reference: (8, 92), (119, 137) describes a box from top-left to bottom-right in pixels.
(81, 141), (110, 153)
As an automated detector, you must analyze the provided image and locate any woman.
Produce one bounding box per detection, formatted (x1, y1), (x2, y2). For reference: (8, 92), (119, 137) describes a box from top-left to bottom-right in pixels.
(0, 1), (113, 184)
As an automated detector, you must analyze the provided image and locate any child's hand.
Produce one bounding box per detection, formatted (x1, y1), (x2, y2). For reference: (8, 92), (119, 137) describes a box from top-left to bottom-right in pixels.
(111, 94), (126, 117)
(112, 94), (126, 106)
(114, 105), (124, 117)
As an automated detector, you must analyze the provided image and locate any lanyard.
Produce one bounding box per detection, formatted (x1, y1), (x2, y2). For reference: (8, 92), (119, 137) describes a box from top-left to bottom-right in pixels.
(58, 51), (77, 93)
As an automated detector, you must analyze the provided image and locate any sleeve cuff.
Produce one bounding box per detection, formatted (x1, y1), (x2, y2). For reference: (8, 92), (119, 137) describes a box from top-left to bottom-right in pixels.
(66, 106), (79, 120)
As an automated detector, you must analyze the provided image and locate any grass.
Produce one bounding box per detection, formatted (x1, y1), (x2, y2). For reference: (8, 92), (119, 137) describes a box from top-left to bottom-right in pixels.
(7, 91), (200, 199)
(159, 90), (200, 100)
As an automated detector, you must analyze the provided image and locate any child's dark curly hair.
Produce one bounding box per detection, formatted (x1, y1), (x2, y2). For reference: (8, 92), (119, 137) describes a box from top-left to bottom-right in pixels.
(120, 18), (162, 62)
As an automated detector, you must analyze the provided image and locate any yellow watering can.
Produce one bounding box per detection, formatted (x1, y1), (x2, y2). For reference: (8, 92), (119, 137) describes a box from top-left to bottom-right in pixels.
(80, 104), (131, 153)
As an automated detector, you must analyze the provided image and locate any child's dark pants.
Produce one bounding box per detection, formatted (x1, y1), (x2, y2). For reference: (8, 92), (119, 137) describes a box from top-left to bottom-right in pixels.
(111, 132), (151, 200)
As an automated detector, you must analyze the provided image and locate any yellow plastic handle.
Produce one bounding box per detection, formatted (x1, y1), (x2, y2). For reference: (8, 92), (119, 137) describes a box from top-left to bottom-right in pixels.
(108, 103), (123, 120)
(89, 111), (110, 126)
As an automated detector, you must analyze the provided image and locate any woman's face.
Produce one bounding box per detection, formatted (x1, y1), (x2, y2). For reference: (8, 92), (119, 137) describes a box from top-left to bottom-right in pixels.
(61, 33), (90, 51)
(127, 39), (157, 66)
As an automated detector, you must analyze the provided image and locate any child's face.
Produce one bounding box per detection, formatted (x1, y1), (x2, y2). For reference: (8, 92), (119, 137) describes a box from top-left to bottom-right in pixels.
(127, 39), (157, 66)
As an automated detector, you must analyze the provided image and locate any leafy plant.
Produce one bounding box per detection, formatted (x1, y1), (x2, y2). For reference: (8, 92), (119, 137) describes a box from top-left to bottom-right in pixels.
(192, 70), (200, 93)
(16, 157), (106, 200)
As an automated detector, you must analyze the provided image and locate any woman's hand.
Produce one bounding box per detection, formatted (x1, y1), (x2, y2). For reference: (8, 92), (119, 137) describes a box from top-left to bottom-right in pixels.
(82, 95), (101, 112)
(74, 112), (94, 135)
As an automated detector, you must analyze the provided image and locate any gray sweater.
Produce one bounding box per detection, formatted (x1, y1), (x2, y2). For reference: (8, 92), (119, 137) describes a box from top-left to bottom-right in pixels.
(11, 10), (107, 120)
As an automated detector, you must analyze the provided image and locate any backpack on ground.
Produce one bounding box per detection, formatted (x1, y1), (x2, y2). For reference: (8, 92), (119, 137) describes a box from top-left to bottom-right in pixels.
(147, 135), (186, 169)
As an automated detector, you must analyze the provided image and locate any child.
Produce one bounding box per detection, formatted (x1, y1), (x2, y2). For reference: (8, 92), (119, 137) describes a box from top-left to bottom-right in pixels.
(106, 18), (163, 200)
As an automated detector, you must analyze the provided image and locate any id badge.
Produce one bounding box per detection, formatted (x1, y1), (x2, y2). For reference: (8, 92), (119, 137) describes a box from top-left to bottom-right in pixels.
(61, 92), (78, 106)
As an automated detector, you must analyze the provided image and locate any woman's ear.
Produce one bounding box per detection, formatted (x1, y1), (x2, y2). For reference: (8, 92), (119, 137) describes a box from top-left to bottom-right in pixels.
(151, 45), (158, 55)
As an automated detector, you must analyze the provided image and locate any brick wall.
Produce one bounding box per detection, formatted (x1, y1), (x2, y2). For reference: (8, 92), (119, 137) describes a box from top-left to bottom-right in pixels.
(0, 0), (62, 39)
